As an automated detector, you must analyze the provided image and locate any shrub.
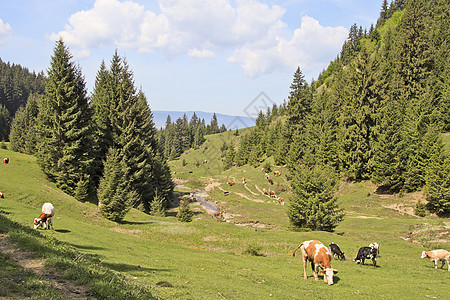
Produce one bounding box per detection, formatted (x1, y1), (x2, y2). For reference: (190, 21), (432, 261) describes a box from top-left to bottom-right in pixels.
(243, 242), (264, 256)
(177, 202), (193, 222)
(414, 200), (426, 217)
(150, 192), (166, 217)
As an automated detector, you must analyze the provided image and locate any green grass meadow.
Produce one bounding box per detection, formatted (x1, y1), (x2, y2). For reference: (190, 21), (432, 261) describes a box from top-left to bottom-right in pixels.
(0, 133), (449, 299)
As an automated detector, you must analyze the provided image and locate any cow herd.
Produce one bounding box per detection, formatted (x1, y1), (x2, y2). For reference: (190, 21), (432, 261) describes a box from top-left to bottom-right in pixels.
(293, 240), (449, 285)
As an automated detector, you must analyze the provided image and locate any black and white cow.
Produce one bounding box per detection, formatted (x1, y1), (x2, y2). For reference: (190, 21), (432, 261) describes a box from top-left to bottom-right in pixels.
(354, 246), (378, 267)
(329, 242), (346, 260)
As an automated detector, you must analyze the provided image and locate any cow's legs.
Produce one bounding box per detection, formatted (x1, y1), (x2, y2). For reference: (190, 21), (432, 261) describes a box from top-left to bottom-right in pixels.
(311, 261), (318, 281)
(302, 257), (308, 280)
(434, 260), (438, 269)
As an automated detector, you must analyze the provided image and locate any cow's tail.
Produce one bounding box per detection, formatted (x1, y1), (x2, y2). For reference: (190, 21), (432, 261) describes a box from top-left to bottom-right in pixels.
(293, 243), (303, 257)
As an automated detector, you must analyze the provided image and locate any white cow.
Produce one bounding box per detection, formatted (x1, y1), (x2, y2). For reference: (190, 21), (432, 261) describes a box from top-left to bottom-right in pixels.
(421, 250), (450, 271)
(34, 203), (55, 230)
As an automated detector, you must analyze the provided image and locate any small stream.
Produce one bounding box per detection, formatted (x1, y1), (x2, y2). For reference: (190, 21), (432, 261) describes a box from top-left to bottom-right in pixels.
(193, 189), (220, 213)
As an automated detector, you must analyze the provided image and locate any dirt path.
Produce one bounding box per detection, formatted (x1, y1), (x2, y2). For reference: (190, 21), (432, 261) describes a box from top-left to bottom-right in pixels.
(0, 234), (95, 299)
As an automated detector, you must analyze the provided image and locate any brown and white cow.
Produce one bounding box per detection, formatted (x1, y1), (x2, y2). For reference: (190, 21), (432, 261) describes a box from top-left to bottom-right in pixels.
(227, 180), (235, 186)
(268, 178), (274, 185)
(269, 190), (277, 198)
(273, 171), (281, 176)
(293, 240), (338, 285)
(0, 192), (4, 198)
(421, 250), (450, 271)
(3, 158), (9, 164)
(34, 203), (54, 230)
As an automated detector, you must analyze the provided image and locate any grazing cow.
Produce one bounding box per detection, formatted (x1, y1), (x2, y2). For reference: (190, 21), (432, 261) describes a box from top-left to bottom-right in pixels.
(179, 200), (185, 205)
(268, 178), (274, 185)
(242, 178), (246, 184)
(3, 158), (9, 164)
(263, 188), (268, 195)
(214, 211), (222, 217)
(34, 203), (54, 230)
(265, 173), (270, 179)
(227, 180), (235, 186)
(0, 192), (4, 198)
(329, 242), (346, 260)
(274, 171), (281, 176)
(421, 250), (450, 271)
(269, 190), (277, 198)
(277, 197), (284, 205)
(354, 246), (377, 267)
(293, 240), (338, 285)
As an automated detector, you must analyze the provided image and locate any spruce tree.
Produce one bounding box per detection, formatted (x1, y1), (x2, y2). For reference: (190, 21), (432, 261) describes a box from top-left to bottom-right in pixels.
(223, 144), (236, 170)
(91, 52), (173, 215)
(97, 147), (137, 222)
(9, 93), (40, 154)
(288, 165), (344, 231)
(336, 47), (380, 180)
(286, 67), (311, 170)
(0, 104), (11, 141)
(424, 140), (450, 214)
(36, 39), (93, 200)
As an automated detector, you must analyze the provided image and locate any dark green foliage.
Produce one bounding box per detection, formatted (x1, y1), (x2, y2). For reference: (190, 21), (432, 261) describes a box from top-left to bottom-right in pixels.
(336, 47), (381, 180)
(0, 104), (11, 141)
(91, 52), (173, 216)
(287, 67), (311, 170)
(36, 39), (93, 200)
(415, 200), (426, 217)
(0, 57), (45, 135)
(97, 148), (136, 222)
(424, 141), (450, 214)
(288, 165), (344, 231)
(150, 191), (166, 217)
(223, 144), (236, 170)
(9, 93), (40, 154)
(177, 201), (194, 222)
(158, 112), (225, 160)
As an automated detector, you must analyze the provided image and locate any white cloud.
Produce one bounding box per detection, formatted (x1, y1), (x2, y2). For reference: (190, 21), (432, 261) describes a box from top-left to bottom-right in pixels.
(188, 48), (215, 59)
(0, 18), (12, 45)
(50, 0), (347, 78)
(229, 16), (348, 78)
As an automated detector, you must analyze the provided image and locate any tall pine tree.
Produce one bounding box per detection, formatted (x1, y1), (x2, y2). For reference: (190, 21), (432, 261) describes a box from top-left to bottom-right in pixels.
(36, 39), (93, 200)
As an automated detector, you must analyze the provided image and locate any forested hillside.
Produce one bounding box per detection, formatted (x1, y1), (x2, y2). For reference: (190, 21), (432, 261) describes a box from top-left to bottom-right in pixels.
(0, 59), (44, 141)
(236, 0), (450, 224)
(158, 112), (227, 160)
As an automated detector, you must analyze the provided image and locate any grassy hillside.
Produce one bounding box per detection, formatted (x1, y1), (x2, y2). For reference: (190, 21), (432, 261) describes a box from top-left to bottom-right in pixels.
(0, 134), (449, 299)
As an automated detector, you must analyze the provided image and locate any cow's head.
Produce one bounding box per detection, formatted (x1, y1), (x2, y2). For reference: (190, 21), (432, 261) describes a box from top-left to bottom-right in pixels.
(33, 218), (42, 229)
(420, 251), (427, 259)
(320, 268), (338, 285)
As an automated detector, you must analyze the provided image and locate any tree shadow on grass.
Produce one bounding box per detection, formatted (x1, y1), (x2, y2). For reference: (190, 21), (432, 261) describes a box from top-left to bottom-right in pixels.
(54, 229), (71, 233)
(102, 261), (171, 274)
(121, 220), (154, 225)
(67, 243), (105, 251)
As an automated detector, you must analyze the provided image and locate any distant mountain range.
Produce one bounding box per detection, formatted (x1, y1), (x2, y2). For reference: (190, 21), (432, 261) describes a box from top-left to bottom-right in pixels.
(152, 110), (256, 130)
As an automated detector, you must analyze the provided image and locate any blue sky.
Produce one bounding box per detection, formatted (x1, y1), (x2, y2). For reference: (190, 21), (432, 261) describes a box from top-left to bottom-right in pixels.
(0, 0), (382, 117)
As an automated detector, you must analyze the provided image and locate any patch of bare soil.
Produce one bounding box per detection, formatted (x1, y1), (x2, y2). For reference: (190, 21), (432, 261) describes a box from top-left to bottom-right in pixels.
(234, 220), (271, 230)
(402, 222), (450, 246)
(0, 234), (95, 299)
